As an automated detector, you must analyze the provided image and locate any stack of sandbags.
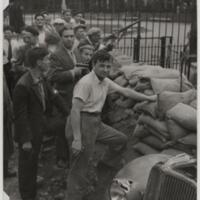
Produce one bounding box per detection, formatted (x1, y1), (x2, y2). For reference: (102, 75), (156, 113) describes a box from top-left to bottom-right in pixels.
(132, 89), (197, 156)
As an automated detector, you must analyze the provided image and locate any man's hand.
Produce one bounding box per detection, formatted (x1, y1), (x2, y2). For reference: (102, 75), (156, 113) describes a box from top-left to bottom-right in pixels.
(147, 95), (157, 102)
(22, 141), (32, 152)
(72, 139), (82, 156)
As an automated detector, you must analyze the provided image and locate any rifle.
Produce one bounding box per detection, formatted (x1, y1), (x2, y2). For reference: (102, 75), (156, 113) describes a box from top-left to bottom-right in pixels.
(103, 18), (143, 43)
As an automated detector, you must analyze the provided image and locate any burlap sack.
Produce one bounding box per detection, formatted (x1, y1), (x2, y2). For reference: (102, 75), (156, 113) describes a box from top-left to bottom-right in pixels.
(177, 134), (197, 148)
(150, 77), (193, 94)
(134, 78), (151, 92)
(108, 92), (120, 101)
(115, 98), (136, 108)
(190, 99), (197, 109)
(166, 119), (188, 141)
(129, 79), (139, 87)
(138, 114), (169, 139)
(120, 64), (161, 80)
(144, 125), (168, 142)
(132, 142), (159, 155)
(142, 135), (168, 150)
(114, 75), (129, 87)
(157, 89), (197, 119)
(143, 89), (154, 96)
(132, 124), (149, 138)
(134, 101), (157, 119)
(109, 70), (123, 80)
(166, 103), (197, 131)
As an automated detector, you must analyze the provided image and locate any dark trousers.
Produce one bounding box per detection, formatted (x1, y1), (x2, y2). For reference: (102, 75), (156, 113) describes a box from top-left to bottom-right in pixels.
(66, 112), (127, 200)
(18, 140), (42, 200)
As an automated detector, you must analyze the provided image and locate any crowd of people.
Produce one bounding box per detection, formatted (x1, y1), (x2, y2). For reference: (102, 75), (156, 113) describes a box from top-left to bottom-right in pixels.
(3, 8), (156, 200)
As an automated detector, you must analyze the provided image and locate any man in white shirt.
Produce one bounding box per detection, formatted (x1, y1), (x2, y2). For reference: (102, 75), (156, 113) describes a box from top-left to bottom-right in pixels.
(65, 50), (156, 200)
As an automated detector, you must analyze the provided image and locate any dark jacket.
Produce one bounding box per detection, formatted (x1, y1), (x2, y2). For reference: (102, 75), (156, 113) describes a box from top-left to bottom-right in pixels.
(48, 44), (76, 113)
(13, 71), (68, 144)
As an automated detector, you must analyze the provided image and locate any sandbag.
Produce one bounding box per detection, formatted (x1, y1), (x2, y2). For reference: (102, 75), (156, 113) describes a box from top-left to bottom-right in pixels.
(143, 89), (154, 96)
(132, 142), (159, 155)
(134, 101), (157, 119)
(144, 125), (168, 142)
(190, 99), (197, 109)
(161, 148), (184, 156)
(129, 79), (139, 87)
(133, 124), (149, 138)
(138, 114), (169, 139)
(166, 103), (197, 131)
(108, 92), (120, 101)
(120, 64), (162, 80)
(157, 89), (196, 119)
(115, 98), (136, 108)
(134, 78), (151, 92)
(166, 119), (188, 141)
(142, 135), (168, 150)
(109, 70), (123, 80)
(106, 108), (129, 124)
(177, 134), (197, 148)
(114, 75), (128, 87)
(150, 77), (193, 94)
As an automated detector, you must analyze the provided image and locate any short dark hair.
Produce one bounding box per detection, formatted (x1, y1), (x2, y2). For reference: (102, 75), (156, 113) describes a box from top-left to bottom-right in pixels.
(91, 50), (113, 65)
(22, 26), (39, 36)
(34, 13), (44, 20)
(27, 47), (49, 68)
(3, 25), (14, 32)
(62, 9), (72, 15)
(59, 25), (73, 37)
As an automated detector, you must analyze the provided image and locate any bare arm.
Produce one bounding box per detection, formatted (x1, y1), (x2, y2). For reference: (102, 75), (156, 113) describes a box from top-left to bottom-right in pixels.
(109, 79), (157, 102)
(70, 98), (85, 155)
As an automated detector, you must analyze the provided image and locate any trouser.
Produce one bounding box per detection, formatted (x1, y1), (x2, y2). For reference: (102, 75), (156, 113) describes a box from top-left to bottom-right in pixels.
(45, 115), (69, 162)
(18, 140), (42, 200)
(66, 112), (127, 200)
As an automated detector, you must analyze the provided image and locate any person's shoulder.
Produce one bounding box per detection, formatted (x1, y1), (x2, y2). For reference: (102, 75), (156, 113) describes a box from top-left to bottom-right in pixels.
(16, 72), (32, 88)
(78, 73), (93, 85)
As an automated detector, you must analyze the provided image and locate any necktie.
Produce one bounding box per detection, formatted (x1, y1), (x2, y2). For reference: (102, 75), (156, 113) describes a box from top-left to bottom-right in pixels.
(38, 81), (46, 111)
(7, 40), (12, 62)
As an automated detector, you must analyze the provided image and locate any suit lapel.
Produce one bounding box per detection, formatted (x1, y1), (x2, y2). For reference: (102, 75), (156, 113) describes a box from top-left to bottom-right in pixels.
(60, 45), (75, 67)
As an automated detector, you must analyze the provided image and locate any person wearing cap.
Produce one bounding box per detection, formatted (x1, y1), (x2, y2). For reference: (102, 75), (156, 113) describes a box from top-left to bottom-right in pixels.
(65, 50), (157, 200)
(73, 24), (87, 50)
(74, 41), (94, 66)
(82, 27), (105, 52)
(53, 18), (66, 34)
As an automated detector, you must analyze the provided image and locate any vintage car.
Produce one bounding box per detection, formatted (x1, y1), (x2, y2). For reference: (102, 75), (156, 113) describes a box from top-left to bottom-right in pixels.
(109, 153), (196, 200)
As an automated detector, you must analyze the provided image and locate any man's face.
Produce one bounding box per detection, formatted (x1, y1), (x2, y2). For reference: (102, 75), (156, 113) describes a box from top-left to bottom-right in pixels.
(4, 30), (13, 40)
(93, 60), (112, 80)
(61, 29), (74, 50)
(22, 31), (37, 45)
(63, 11), (71, 23)
(43, 14), (51, 24)
(53, 23), (65, 33)
(75, 13), (82, 22)
(35, 16), (45, 28)
(75, 28), (86, 40)
(80, 48), (93, 64)
(90, 32), (101, 44)
(38, 54), (50, 74)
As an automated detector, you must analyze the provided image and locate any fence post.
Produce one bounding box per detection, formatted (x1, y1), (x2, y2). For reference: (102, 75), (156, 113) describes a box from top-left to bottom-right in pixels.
(160, 36), (166, 67)
(133, 11), (141, 62)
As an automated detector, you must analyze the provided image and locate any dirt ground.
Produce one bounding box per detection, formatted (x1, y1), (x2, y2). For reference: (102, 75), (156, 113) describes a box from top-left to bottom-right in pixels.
(4, 117), (140, 200)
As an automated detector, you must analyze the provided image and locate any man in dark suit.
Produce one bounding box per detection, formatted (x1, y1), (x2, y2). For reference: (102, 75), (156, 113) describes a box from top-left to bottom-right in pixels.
(48, 25), (87, 168)
(13, 47), (68, 200)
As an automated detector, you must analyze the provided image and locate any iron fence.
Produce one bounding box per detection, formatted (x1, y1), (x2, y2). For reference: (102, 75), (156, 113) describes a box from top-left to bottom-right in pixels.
(4, 0), (197, 77)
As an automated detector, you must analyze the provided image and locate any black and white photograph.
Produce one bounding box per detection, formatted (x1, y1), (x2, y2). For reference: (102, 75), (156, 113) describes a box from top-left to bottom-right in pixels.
(2, 0), (197, 199)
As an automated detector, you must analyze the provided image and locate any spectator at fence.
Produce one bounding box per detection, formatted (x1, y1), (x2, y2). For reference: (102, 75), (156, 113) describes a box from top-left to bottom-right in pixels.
(33, 13), (46, 46)
(73, 24), (87, 50)
(82, 27), (105, 52)
(12, 26), (39, 86)
(52, 18), (66, 36)
(3, 25), (16, 94)
(73, 11), (86, 26)
(62, 9), (75, 26)
(13, 47), (68, 200)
